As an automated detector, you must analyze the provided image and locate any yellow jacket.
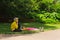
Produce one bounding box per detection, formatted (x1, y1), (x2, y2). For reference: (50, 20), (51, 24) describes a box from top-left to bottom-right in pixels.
(11, 21), (18, 31)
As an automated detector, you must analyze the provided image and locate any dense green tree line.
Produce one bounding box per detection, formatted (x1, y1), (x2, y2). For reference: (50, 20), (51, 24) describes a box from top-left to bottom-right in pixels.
(0, 0), (60, 23)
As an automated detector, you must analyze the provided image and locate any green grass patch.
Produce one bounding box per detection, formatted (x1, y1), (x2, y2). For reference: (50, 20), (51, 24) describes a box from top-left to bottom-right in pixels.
(0, 22), (60, 34)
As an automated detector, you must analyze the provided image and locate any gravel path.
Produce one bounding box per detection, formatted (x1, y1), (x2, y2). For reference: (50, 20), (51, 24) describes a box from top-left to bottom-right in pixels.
(0, 29), (60, 40)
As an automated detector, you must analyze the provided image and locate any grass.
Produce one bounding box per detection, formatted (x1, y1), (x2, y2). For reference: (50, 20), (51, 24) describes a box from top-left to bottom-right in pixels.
(0, 22), (60, 34)
(23, 23), (60, 30)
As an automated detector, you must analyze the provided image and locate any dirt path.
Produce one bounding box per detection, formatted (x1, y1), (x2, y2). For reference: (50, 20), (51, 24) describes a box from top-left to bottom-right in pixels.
(0, 29), (60, 40)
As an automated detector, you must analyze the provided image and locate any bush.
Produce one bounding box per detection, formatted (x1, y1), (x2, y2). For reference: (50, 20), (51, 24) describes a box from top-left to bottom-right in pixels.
(35, 12), (59, 23)
(43, 18), (58, 23)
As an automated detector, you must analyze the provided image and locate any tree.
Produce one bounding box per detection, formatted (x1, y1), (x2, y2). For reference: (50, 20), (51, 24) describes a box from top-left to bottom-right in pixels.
(0, 0), (60, 23)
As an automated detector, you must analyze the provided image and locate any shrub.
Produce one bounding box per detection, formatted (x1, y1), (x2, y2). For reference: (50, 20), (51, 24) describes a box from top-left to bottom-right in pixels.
(35, 12), (59, 23)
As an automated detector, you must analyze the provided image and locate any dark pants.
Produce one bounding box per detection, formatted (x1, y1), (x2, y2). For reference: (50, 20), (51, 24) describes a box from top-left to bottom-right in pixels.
(13, 29), (22, 32)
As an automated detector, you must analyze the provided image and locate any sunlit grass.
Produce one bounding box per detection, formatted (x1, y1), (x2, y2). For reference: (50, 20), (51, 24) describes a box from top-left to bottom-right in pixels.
(45, 24), (60, 29)
(0, 22), (60, 34)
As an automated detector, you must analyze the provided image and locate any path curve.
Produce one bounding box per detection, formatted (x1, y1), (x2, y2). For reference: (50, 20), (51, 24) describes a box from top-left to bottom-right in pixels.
(0, 29), (60, 40)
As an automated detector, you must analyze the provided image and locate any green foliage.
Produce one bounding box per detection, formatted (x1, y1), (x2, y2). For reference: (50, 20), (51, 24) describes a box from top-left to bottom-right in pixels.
(36, 12), (59, 23)
(42, 0), (54, 3)
(0, 0), (60, 23)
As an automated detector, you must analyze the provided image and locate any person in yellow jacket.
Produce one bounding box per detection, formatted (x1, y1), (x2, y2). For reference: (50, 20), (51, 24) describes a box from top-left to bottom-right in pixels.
(11, 17), (21, 32)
